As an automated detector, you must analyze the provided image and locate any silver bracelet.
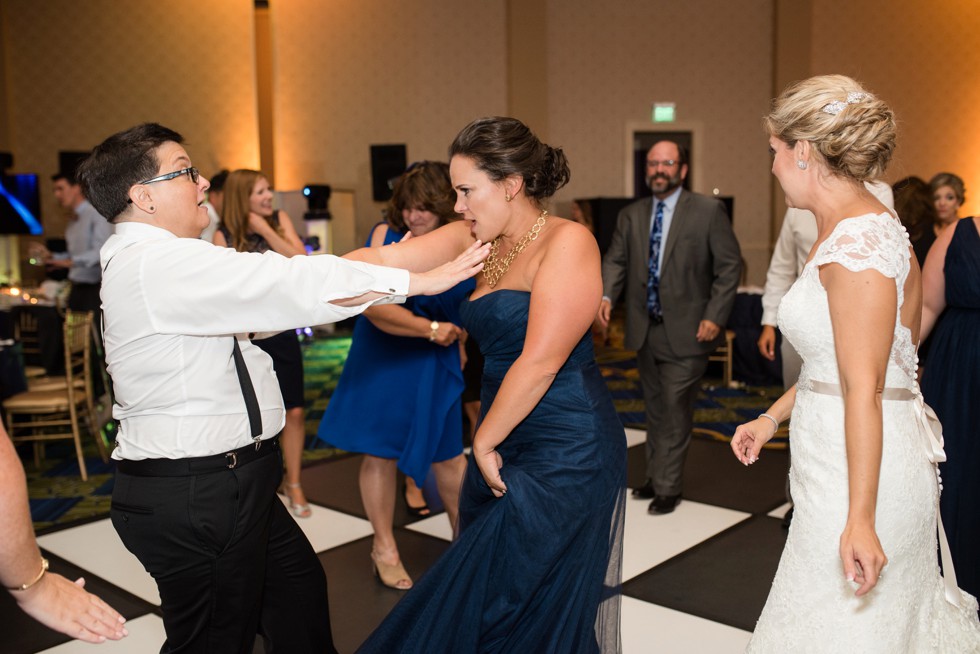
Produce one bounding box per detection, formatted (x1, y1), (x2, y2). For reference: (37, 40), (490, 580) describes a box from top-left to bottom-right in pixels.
(759, 413), (779, 431)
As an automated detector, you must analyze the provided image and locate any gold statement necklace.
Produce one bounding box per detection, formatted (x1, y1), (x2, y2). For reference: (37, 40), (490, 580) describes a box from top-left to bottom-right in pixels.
(483, 210), (548, 288)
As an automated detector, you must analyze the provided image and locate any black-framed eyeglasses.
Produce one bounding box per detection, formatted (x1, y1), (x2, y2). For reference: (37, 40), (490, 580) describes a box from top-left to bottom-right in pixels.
(127, 167), (200, 204)
(140, 167), (200, 186)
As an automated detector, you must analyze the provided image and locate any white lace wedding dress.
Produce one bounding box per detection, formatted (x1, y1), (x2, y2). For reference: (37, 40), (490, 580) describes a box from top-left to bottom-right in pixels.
(747, 212), (980, 652)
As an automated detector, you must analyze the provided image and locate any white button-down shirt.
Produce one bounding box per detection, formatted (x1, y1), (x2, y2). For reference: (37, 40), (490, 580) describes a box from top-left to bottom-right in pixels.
(102, 222), (409, 460)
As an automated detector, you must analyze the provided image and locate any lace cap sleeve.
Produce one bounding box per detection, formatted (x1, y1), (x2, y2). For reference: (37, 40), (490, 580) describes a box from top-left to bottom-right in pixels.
(812, 213), (907, 279)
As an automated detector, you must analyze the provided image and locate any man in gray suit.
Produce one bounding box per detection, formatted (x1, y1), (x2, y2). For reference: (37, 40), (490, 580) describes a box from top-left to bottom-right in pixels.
(597, 141), (741, 514)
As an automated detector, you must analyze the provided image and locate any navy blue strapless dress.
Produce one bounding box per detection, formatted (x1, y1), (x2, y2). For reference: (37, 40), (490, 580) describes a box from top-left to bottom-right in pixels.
(358, 290), (627, 653)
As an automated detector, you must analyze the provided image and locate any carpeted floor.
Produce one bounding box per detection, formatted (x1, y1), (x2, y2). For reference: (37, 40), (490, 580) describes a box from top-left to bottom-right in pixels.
(24, 327), (785, 532)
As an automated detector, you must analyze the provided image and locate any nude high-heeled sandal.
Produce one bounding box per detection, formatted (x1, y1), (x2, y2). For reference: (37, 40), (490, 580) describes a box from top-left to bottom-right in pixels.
(371, 550), (413, 590)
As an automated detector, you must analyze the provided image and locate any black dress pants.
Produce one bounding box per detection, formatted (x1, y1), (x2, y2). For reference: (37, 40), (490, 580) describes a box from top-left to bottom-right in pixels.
(111, 448), (337, 653)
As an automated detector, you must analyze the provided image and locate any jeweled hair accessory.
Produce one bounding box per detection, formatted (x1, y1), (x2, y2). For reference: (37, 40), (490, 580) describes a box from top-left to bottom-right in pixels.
(821, 92), (869, 115)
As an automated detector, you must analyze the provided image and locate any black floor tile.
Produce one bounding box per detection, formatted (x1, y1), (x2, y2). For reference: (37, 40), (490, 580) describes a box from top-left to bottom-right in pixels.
(623, 515), (787, 632)
(322, 530), (452, 653)
(627, 438), (789, 514)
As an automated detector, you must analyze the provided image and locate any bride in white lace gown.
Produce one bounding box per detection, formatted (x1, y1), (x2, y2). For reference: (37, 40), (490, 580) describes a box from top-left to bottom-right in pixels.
(732, 75), (980, 652)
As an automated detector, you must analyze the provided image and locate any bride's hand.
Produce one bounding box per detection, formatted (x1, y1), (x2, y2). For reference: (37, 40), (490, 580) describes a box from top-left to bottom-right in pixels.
(408, 240), (490, 297)
(473, 442), (506, 498)
(730, 418), (776, 465)
(840, 520), (887, 597)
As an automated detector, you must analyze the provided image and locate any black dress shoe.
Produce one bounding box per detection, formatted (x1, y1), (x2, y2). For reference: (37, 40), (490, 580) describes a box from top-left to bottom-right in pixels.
(648, 494), (681, 515)
(631, 480), (656, 500)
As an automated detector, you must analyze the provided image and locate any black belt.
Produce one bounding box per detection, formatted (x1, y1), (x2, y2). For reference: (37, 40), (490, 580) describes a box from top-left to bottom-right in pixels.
(116, 436), (279, 477)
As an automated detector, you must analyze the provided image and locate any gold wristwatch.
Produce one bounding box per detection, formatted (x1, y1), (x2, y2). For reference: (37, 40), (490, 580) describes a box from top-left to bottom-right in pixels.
(428, 321), (440, 342)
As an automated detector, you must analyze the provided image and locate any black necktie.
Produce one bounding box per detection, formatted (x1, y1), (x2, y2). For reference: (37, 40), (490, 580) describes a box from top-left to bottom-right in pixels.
(231, 337), (263, 447)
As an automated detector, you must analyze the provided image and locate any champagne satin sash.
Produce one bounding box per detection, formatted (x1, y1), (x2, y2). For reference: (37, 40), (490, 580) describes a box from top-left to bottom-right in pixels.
(808, 379), (963, 607)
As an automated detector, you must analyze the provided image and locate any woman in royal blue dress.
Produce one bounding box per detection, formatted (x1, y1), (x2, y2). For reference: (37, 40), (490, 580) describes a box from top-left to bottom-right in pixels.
(318, 161), (472, 590)
(347, 117), (627, 653)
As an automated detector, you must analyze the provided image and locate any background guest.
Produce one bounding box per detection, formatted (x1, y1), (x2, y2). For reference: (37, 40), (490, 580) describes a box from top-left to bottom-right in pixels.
(30, 170), (113, 330)
(317, 161), (470, 589)
(201, 168), (227, 242)
(215, 168), (311, 517)
(892, 175), (937, 266)
(930, 172), (968, 238)
(920, 211), (980, 611)
(598, 140), (741, 515)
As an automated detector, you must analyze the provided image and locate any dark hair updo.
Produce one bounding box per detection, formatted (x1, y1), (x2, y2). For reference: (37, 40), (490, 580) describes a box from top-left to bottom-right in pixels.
(449, 117), (570, 201)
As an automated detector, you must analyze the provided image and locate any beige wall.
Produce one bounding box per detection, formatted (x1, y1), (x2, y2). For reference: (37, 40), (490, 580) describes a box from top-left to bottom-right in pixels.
(270, 0), (509, 254)
(1, 0), (980, 284)
(546, 0), (775, 283)
(810, 0), (980, 216)
(0, 0), (258, 256)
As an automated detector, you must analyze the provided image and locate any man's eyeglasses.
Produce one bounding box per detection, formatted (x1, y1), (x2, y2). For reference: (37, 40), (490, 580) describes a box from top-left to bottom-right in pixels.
(127, 167), (200, 204)
(647, 160), (679, 169)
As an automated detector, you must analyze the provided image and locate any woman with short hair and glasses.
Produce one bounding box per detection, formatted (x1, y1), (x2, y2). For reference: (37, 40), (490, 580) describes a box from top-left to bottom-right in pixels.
(78, 122), (488, 654)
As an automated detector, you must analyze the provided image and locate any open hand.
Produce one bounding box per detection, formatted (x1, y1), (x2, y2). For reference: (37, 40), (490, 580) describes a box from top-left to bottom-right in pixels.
(15, 573), (128, 643)
(410, 240), (490, 297)
(730, 417), (777, 465)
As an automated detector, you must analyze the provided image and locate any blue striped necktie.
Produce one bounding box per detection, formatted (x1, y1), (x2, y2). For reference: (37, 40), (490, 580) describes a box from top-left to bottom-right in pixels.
(647, 200), (664, 319)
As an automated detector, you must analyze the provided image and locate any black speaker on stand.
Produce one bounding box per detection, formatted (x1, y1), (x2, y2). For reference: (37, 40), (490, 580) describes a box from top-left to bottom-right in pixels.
(369, 144), (407, 202)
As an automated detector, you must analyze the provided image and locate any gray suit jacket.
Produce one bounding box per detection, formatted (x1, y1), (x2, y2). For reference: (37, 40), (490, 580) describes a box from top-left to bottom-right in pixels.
(601, 190), (742, 357)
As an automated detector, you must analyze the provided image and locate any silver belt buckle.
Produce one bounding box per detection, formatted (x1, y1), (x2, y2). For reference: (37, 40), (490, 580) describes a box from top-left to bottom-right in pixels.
(225, 452), (238, 469)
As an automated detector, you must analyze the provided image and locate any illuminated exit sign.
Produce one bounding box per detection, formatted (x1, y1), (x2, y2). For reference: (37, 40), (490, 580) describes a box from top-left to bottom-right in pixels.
(652, 102), (676, 122)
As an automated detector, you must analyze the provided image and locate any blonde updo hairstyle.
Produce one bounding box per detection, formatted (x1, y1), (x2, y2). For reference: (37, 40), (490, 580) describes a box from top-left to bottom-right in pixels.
(764, 74), (896, 182)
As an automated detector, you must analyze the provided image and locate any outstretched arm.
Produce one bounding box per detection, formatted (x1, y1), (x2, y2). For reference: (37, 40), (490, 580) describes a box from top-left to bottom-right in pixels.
(825, 262), (895, 597)
(472, 224), (602, 495)
(343, 220), (475, 272)
(0, 431), (127, 643)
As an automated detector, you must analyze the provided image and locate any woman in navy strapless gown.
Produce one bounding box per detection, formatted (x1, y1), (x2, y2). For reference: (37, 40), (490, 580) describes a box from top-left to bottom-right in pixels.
(348, 117), (626, 653)
(921, 215), (980, 609)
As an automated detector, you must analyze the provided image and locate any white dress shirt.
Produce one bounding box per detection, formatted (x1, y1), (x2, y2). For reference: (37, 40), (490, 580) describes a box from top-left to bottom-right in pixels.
(760, 180), (894, 326)
(102, 222), (409, 460)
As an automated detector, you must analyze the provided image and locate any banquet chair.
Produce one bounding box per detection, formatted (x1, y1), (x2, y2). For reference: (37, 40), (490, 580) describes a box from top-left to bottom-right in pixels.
(13, 308), (45, 379)
(708, 329), (736, 388)
(2, 311), (107, 480)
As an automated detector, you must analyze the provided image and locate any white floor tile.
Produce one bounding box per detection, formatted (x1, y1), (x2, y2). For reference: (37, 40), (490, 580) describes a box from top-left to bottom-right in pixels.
(625, 427), (646, 449)
(622, 499), (749, 581)
(767, 502), (792, 519)
(405, 512), (454, 541)
(621, 596), (752, 654)
(37, 519), (160, 605)
(279, 498), (374, 553)
(37, 613), (165, 653)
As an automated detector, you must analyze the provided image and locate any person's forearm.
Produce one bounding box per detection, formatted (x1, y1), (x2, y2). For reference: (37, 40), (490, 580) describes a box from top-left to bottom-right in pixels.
(473, 355), (560, 451)
(843, 394), (883, 523)
(0, 440), (46, 592)
(363, 304), (431, 338)
(762, 385), (797, 424)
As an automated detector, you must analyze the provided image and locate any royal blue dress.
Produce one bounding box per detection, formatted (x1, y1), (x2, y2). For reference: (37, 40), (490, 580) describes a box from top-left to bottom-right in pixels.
(358, 290), (627, 654)
(316, 227), (473, 485)
(922, 216), (980, 605)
